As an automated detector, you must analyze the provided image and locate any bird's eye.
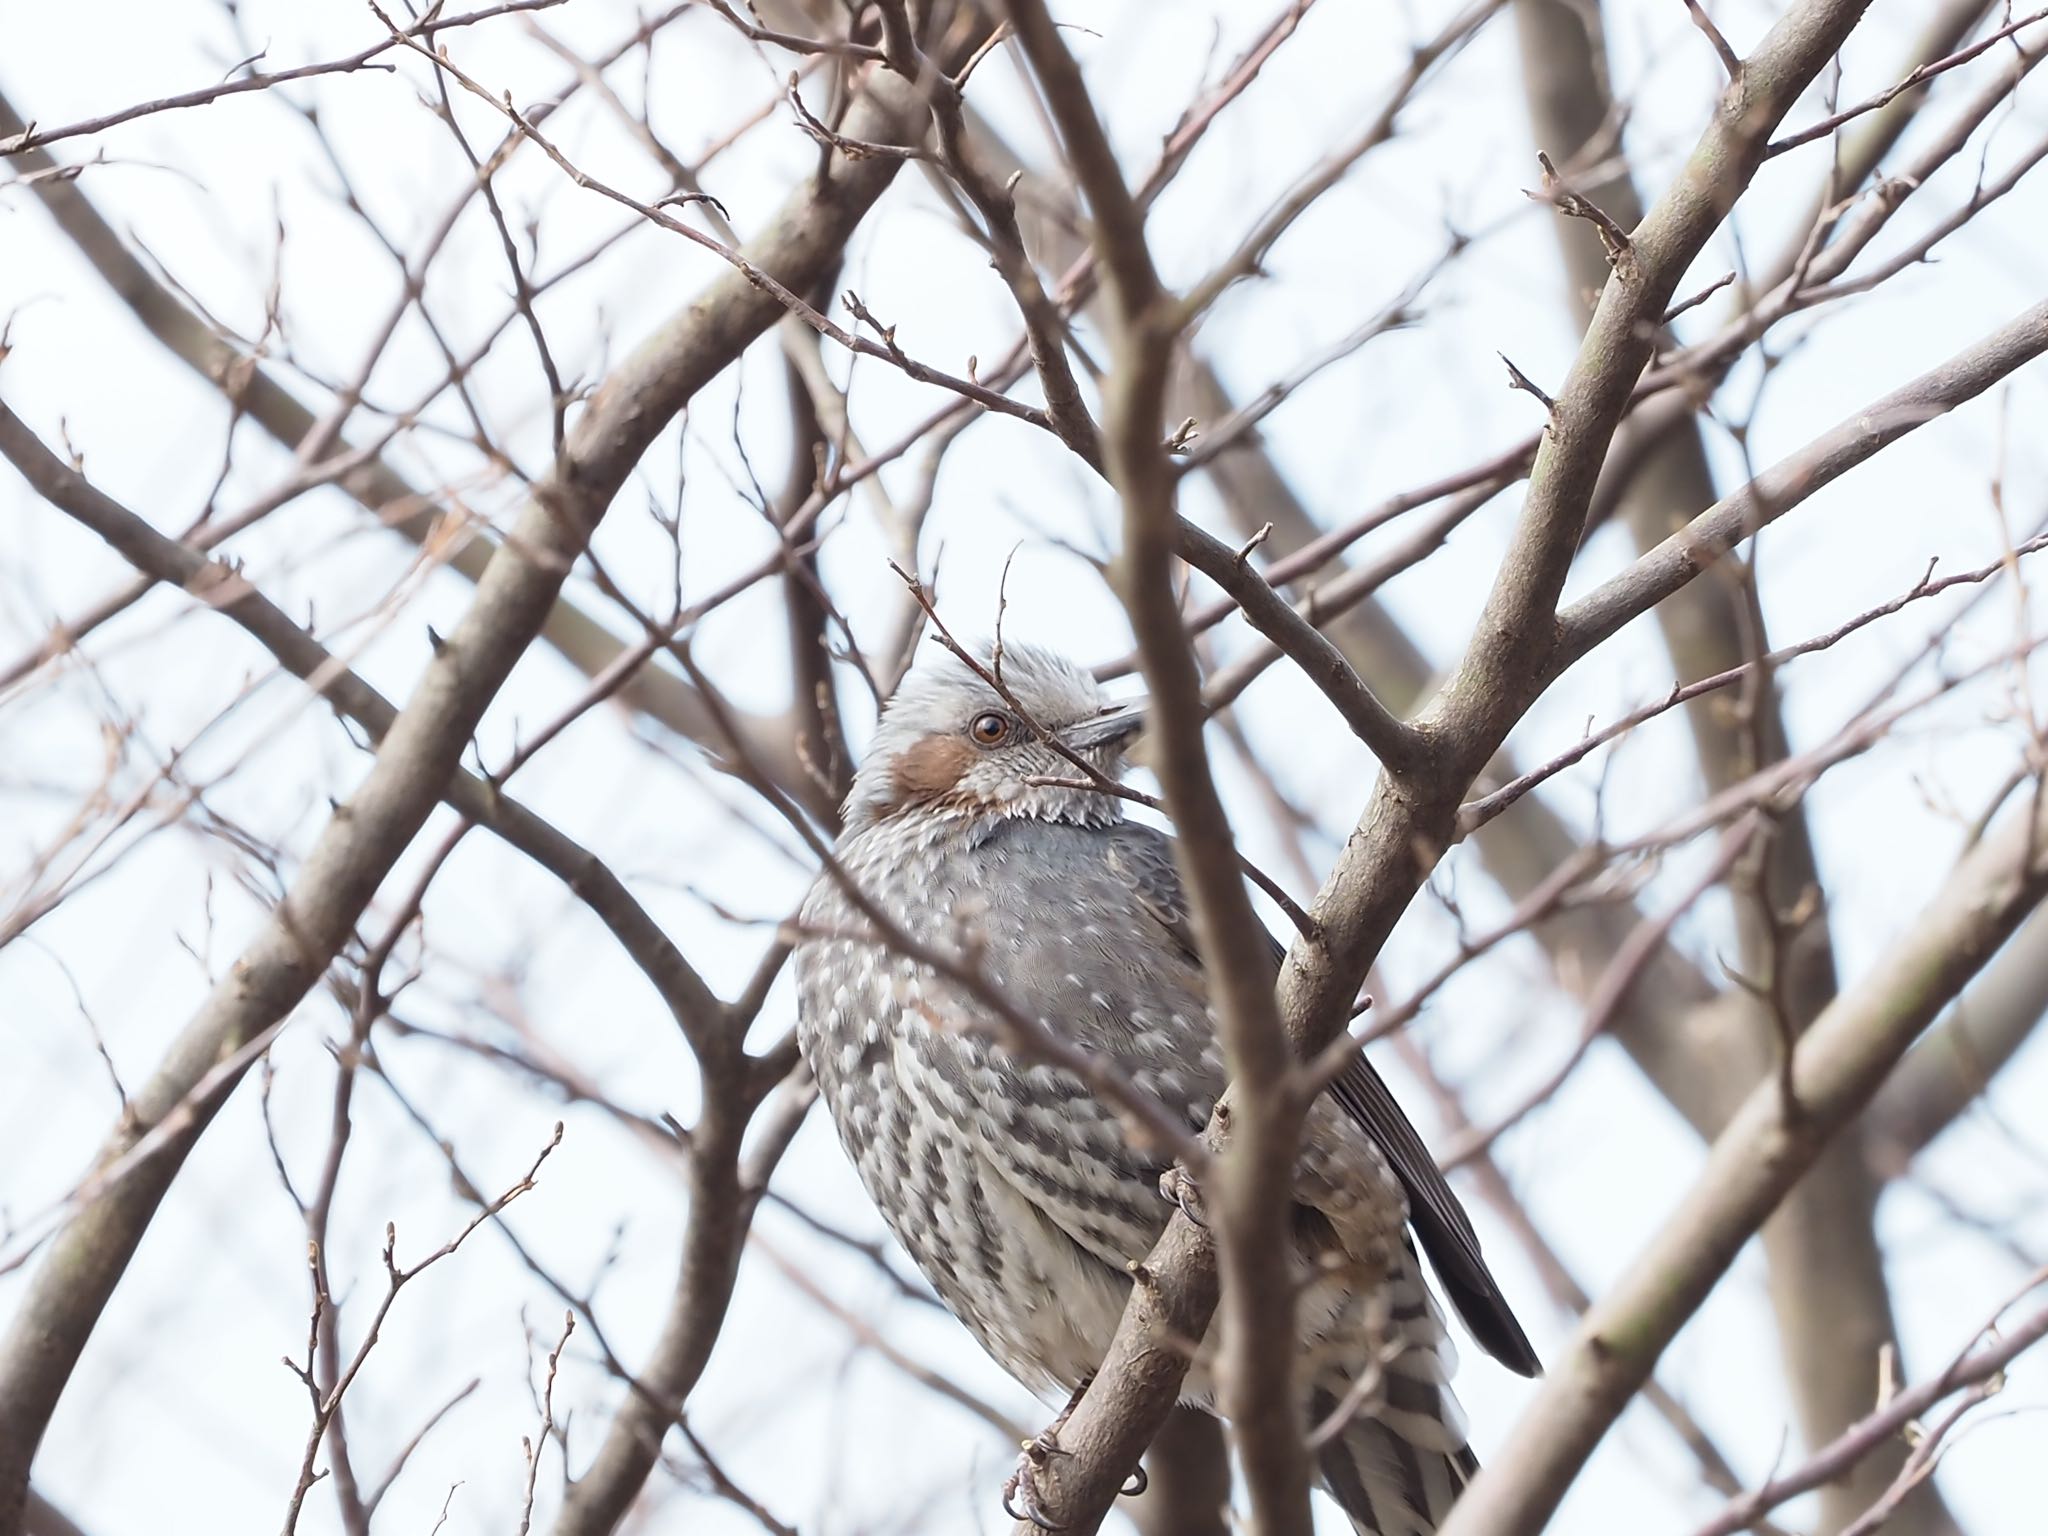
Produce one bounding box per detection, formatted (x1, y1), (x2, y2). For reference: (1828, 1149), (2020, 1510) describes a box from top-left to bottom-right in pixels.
(968, 712), (1012, 746)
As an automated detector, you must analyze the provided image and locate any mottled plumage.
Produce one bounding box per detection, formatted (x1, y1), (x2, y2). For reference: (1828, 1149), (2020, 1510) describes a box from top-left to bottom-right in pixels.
(795, 643), (1536, 1533)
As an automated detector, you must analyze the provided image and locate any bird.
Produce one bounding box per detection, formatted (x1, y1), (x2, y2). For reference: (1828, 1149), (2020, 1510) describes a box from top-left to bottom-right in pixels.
(794, 640), (1538, 1534)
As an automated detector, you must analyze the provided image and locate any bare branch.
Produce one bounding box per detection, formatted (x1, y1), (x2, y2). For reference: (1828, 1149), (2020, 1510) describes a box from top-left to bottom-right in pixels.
(1688, 1271), (2048, 1536)
(1556, 301), (2048, 671)
(1765, 6), (2048, 157)
(1679, 0), (1744, 78)
(0, 62), (923, 1522)
(1173, 519), (1424, 775)
(1004, 3), (1314, 1529)
(0, 1), (574, 155)
(1438, 787), (2048, 1536)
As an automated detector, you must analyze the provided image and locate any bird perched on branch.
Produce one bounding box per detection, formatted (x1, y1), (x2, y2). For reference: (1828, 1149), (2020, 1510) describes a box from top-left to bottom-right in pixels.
(795, 641), (1538, 1534)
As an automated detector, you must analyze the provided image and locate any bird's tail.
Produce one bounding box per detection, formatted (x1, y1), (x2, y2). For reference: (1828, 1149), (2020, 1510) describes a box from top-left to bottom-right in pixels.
(1315, 1409), (1478, 1536)
(1309, 1252), (1477, 1535)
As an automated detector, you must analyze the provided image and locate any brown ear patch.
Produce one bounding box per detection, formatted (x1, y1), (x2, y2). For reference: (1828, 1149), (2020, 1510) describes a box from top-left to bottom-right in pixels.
(889, 733), (978, 807)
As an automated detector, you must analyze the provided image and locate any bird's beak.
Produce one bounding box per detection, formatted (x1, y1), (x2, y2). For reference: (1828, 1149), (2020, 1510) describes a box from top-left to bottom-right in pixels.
(1062, 699), (1147, 751)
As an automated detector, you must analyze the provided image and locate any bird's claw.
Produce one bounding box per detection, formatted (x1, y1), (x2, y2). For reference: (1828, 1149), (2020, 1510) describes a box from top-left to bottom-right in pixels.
(1002, 1430), (1071, 1530)
(1159, 1165), (1208, 1229)
(1120, 1464), (1148, 1497)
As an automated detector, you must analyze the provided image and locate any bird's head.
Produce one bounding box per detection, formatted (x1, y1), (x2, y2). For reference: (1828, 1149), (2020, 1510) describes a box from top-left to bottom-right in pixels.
(843, 642), (1145, 833)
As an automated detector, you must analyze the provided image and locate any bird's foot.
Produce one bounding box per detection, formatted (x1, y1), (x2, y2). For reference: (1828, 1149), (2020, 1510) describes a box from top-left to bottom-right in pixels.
(1003, 1377), (1114, 1529)
(1158, 1164), (1208, 1229)
(999, 1381), (1149, 1526)
(1002, 1429), (1070, 1530)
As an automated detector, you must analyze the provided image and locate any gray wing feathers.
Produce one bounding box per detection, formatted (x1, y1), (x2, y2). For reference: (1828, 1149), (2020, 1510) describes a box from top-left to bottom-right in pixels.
(1329, 1062), (1540, 1377)
(1104, 822), (1206, 967)
(1107, 822), (1539, 1378)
